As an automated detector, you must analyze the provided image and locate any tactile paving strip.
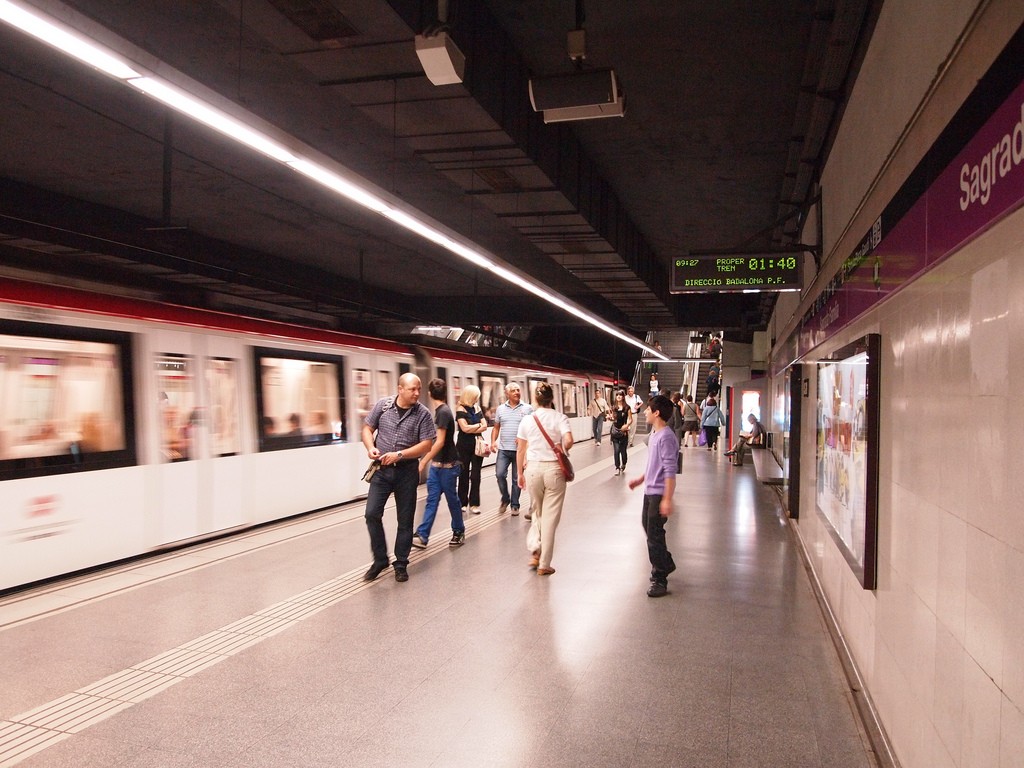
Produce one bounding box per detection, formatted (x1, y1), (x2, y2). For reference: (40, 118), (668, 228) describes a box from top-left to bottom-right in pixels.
(0, 508), (510, 766)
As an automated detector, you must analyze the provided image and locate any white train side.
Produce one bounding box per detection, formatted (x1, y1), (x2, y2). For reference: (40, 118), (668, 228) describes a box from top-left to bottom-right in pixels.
(0, 278), (614, 592)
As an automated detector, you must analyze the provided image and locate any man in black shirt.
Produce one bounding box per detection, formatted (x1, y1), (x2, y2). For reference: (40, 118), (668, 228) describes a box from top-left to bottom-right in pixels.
(412, 379), (467, 550)
(361, 373), (436, 582)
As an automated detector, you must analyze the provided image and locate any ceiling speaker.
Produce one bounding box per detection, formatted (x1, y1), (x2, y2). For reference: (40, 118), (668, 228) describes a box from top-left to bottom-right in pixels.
(528, 69), (624, 122)
(415, 32), (465, 86)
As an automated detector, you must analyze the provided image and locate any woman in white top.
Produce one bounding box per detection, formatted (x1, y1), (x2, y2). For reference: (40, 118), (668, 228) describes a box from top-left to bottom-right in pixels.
(516, 382), (573, 575)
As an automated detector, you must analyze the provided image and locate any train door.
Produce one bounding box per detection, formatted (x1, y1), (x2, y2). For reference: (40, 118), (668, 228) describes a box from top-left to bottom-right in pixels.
(202, 335), (247, 533)
(149, 328), (204, 546)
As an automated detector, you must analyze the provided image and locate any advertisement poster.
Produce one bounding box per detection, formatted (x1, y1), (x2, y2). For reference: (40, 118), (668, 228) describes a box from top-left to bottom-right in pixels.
(815, 335), (879, 588)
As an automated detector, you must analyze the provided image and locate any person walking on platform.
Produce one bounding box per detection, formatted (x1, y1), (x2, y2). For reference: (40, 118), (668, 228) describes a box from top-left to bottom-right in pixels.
(491, 382), (532, 515)
(668, 392), (684, 445)
(608, 389), (633, 475)
(628, 395), (679, 597)
(361, 373), (436, 582)
(700, 394), (725, 451)
(624, 385), (643, 447)
(680, 394), (700, 447)
(587, 389), (610, 445)
(412, 378), (466, 550)
(516, 382), (573, 576)
(455, 385), (488, 515)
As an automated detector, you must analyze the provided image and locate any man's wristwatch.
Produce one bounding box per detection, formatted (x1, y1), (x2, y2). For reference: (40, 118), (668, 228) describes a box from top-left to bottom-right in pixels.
(396, 451), (403, 460)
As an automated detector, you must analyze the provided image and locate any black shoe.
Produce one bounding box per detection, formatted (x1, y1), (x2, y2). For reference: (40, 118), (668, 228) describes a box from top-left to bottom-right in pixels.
(449, 532), (465, 547)
(724, 450), (735, 457)
(394, 567), (409, 582)
(647, 582), (668, 598)
(364, 561), (389, 581)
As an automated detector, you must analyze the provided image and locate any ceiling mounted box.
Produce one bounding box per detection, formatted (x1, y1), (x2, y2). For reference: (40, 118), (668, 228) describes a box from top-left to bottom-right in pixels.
(415, 32), (466, 85)
(529, 69), (624, 122)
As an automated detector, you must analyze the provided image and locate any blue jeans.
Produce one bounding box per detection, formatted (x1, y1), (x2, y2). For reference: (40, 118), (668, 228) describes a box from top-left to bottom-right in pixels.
(416, 464), (464, 542)
(592, 415), (604, 442)
(495, 449), (522, 509)
(364, 461), (419, 568)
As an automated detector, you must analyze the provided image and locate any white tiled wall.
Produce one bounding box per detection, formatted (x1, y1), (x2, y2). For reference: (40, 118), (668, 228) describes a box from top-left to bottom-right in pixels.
(794, 205), (1024, 768)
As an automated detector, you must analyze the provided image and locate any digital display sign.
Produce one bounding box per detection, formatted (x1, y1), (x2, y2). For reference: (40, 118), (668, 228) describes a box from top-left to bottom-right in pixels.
(670, 254), (801, 293)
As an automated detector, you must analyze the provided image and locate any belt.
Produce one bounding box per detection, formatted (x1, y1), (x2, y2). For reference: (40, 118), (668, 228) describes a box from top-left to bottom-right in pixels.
(431, 461), (460, 468)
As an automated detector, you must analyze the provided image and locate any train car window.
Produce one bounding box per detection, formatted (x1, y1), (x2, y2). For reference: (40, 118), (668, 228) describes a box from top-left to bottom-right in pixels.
(561, 380), (578, 417)
(478, 371), (507, 420)
(398, 362), (411, 377)
(450, 375), (462, 410)
(526, 377), (545, 408)
(156, 355), (197, 462)
(254, 348), (345, 451)
(375, 369), (393, 402)
(0, 322), (136, 480)
(353, 368), (372, 421)
(206, 358), (240, 457)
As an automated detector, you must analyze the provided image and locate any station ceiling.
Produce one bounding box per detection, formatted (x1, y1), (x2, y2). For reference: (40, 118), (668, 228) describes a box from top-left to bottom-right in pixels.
(0, 0), (878, 373)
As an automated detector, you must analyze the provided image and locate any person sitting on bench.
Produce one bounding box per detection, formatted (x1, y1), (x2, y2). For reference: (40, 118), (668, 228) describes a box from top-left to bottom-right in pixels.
(724, 414), (765, 460)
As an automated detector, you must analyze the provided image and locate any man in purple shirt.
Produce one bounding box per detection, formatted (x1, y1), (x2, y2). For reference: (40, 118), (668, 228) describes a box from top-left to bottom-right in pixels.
(628, 395), (679, 597)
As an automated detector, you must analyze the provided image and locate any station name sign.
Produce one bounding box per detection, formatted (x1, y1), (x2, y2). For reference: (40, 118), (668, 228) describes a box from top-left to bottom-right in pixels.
(669, 254), (801, 293)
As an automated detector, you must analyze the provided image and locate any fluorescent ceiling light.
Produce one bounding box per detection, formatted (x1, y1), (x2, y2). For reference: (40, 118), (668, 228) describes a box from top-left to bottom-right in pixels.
(287, 159), (390, 213)
(0, 0), (140, 79)
(127, 77), (297, 163)
(0, 0), (668, 363)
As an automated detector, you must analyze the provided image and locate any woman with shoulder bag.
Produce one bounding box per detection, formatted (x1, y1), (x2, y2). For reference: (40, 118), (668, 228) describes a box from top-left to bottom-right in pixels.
(455, 385), (488, 514)
(700, 395), (726, 451)
(607, 389), (633, 476)
(516, 382), (573, 576)
(681, 394), (700, 447)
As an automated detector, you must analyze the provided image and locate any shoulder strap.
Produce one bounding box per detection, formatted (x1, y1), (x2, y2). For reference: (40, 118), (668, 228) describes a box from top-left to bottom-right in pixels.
(532, 413), (560, 453)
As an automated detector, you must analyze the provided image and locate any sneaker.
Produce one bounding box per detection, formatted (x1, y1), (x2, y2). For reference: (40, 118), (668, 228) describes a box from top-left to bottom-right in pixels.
(449, 532), (465, 547)
(470, 506), (481, 515)
(394, 567), (409, 582)
(511, 506), (520, 516)
(411, 534), (427, 549)
(647, 582), (668, 598)
(498, 501), (509, 514)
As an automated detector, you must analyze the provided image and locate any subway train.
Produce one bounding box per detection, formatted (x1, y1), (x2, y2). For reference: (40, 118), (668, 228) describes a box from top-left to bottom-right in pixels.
(0, 277), (615, 593)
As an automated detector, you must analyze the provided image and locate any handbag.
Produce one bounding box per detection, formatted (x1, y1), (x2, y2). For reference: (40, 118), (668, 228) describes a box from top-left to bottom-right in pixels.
(533, 414), (574, 482)
(474, 434), (489, 457)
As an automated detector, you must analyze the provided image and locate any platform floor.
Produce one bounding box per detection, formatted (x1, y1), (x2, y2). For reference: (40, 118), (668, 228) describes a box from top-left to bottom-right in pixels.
(0, 439), (877, 768)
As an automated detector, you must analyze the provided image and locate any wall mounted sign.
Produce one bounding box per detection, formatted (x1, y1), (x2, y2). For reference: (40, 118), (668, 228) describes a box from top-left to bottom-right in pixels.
(670, 254), (801, 293)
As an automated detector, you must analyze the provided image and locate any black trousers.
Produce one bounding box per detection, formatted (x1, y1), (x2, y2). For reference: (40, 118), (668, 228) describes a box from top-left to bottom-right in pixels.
(364, 461), (419, 568)
(456, 442), (484, 507)
(611, 434), (628, 469)
(642, 494), (675, 582)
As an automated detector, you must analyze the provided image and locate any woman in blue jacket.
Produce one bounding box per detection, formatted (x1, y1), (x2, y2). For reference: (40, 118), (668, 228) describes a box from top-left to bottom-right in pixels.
(700, 395), (725, 451)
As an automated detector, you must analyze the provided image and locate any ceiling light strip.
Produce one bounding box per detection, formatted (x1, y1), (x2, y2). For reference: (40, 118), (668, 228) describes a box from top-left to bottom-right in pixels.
(0, 0), (667, 361)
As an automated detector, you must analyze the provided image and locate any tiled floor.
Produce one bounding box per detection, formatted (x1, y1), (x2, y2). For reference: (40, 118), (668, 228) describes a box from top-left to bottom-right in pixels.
(0, 440), (877, 767)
